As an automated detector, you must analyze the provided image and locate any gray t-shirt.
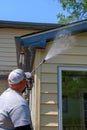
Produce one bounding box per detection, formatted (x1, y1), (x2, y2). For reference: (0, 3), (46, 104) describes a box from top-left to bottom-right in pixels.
(0, 88), (31, 130)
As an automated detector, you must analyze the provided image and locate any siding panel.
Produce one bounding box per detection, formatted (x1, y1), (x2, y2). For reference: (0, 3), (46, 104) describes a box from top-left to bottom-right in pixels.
(41, 126), (57, 130)
(41, 104), (58, 115)
(41, 83), (57, 93)
(40, 115), (58, 126)
(41, 73), (57, 83)
(41, 93), (57, 104)
(0, 47), (16, 52)
(41, 64), (57, 73)
(0, 52), (16, 57)
(0, 61), (17, 65)
(47, 55), (87, 65)
(0, 65), (17, 70)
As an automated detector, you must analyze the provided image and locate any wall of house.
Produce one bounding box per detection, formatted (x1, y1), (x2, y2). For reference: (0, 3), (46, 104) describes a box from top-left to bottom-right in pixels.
(0, 28), (38, 71)
(33, 32), (87, 130)
(0, 28), (38, 94)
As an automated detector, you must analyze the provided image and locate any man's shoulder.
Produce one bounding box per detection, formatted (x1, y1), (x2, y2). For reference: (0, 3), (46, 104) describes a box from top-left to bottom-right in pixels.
(1, 88), (26, 105)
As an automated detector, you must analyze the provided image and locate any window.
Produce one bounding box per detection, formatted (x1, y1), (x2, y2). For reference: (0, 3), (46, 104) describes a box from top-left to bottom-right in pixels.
(57, 66), (87, 130)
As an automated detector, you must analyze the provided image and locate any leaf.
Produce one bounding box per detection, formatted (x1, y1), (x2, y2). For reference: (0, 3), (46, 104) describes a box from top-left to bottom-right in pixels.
(57, 0), (87, 23)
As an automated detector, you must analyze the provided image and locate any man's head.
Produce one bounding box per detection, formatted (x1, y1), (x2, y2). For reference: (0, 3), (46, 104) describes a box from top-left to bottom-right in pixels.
(8, 69), (31, 92)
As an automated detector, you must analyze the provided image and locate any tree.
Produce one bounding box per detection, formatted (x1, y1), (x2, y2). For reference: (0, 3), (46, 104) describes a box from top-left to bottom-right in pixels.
(57, 0), (87, 24)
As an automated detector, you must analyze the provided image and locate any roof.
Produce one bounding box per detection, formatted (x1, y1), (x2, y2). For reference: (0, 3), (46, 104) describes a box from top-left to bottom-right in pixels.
(17, 19), (87, 48)
(0, 20), (62, 30)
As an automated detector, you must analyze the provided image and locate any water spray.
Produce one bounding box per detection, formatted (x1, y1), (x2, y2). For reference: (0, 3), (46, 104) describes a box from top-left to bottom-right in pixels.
(31, 30), (77, 76)
(23, 30), (78, 105)
(25, 30), (77, 101)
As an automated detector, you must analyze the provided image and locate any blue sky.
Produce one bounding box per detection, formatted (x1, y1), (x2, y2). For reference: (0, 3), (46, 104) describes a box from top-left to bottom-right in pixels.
(0, 0), (63, 23)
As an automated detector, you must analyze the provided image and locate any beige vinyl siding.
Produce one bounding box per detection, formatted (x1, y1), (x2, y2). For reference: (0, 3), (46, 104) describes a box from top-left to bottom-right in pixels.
(0, 28), (38, 70)
(0, 36), (17, 70)
(34, 49), (58, 130)
(40, 127), (58, 130)
(40, 67), (58, 130)
(34, 32), (87, 130)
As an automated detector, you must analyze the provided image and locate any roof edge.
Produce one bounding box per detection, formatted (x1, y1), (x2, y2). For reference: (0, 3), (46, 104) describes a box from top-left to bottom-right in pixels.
(0, 20), (62, 30)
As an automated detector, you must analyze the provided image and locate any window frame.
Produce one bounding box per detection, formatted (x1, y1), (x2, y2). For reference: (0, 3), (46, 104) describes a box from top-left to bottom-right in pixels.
(57, 66), (87, 130)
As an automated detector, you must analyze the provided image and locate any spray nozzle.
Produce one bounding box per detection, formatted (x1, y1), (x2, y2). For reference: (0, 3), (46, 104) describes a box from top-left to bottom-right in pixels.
(43, 59), (46, 63)
(39, 59), (46, 65)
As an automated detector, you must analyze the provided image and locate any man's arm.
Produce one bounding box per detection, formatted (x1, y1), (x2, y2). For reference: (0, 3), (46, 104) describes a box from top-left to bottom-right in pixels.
(9, 104), (32, 129)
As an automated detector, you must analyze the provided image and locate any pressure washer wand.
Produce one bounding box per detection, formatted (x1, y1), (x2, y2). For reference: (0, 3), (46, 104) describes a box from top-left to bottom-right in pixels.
(31, 59), (46, 76)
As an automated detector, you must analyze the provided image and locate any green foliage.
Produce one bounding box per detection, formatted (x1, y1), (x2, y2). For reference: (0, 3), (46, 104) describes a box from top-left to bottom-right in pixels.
(62, 71), (87, 97)
(57, 0), (87, 23)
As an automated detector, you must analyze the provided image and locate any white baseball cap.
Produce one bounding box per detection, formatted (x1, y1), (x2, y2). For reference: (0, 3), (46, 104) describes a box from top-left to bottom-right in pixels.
(8, 69), (31, 85)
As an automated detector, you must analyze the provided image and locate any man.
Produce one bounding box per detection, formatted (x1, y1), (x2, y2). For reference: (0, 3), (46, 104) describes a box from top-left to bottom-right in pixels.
(0, 69), (32, 130)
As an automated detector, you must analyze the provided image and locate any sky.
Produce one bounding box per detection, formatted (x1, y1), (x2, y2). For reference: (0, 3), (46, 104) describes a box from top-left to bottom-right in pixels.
(0, 0), (63, 24)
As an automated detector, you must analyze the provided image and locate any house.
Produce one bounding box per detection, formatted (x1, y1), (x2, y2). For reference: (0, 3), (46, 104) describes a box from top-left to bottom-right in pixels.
(16, 19), (87, 130)
(1, 19), (87, 130)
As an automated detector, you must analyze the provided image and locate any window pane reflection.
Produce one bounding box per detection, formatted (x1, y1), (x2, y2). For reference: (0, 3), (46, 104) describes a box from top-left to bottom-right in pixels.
(62, 71), (87, 129)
